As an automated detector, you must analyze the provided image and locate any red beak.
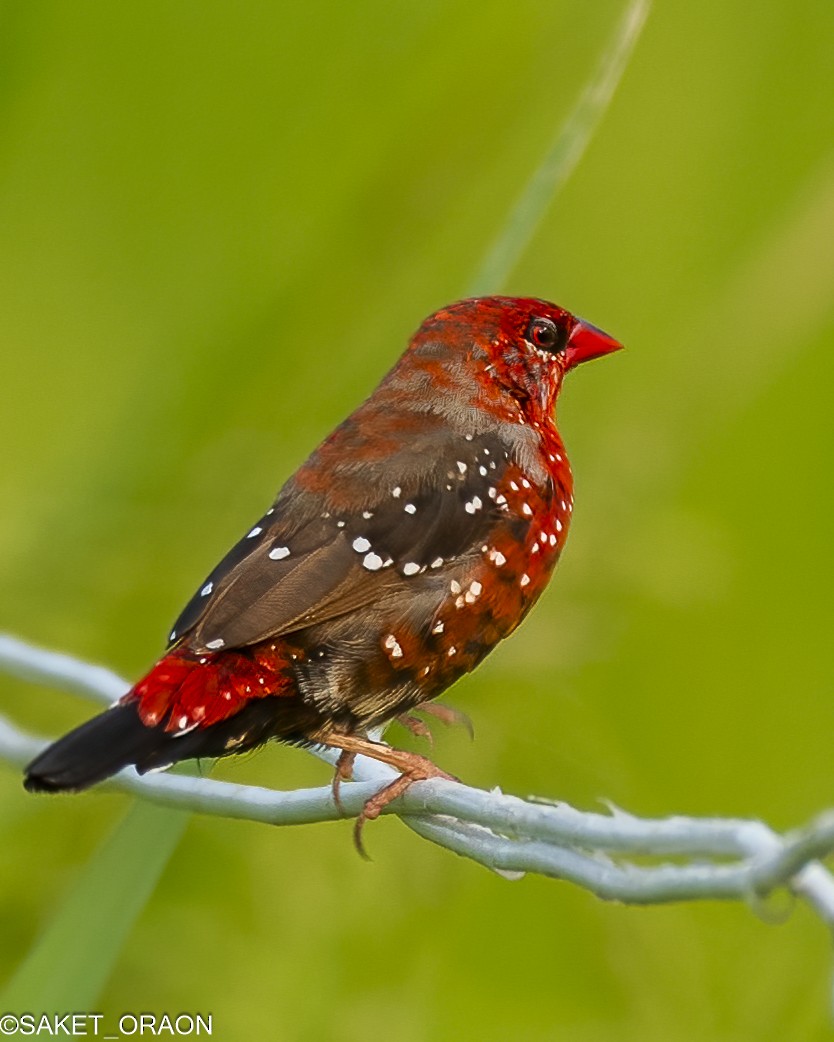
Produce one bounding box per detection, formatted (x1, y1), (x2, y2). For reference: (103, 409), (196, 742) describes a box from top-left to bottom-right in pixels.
(564, 318), (624, 370)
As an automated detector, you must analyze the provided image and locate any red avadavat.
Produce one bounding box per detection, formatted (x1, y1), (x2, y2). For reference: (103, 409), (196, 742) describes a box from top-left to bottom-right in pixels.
(25, 297), (622, 839)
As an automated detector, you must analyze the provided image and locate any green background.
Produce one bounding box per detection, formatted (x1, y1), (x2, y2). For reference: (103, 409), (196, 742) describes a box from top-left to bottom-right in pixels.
(2, 1), (834, 1039)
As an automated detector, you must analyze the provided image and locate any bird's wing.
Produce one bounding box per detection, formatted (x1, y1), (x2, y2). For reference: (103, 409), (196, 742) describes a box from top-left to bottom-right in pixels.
(169, 431), (518, 653)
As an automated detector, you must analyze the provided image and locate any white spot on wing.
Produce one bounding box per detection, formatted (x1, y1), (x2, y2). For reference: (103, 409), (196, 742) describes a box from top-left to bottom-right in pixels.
(383, 634), (403, 658)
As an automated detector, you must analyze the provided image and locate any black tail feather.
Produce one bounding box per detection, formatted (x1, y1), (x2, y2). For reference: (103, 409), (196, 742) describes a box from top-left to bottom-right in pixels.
(23, 702), (170, 793)
(23, 696), (318, 793)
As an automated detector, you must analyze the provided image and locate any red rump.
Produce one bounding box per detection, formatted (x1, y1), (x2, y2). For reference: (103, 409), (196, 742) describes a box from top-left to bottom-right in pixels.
(129, 645), (291, 732)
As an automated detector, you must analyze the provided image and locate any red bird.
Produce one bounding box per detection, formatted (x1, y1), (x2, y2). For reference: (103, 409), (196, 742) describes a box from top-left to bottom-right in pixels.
(24, 297), (621, 834)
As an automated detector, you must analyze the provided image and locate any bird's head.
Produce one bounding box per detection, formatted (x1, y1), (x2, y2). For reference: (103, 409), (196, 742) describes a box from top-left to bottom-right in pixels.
(409, 296), (623, 420)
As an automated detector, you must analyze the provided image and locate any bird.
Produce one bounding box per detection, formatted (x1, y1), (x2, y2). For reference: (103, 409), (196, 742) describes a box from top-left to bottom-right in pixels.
(24, 296), (622, 844)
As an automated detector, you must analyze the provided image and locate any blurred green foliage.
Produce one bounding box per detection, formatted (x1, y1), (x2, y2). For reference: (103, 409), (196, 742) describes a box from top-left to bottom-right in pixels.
(2, 1), (834, 1039)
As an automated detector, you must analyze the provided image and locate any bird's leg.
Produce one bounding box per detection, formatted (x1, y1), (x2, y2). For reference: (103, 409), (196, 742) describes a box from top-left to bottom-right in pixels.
(319, 732), (457, 858)
(413, 700), (475, 740)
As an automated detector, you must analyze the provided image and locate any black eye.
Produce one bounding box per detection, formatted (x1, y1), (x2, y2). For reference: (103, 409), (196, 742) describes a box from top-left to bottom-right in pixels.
(525, 317), (567, 354)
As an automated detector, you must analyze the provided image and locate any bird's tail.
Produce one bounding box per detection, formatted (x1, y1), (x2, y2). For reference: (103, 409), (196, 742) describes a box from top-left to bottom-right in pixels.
(23, 645), (312, 794)
(24, 702), (172, 792)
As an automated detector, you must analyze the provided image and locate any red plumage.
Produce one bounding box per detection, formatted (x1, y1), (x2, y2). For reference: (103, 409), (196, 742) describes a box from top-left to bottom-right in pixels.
(24, 296), (622, 832)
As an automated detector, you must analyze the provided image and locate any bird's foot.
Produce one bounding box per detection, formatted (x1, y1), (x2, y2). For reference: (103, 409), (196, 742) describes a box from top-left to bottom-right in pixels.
(331, 749), (357, 815)
(396, 712), (434, 744)
(395, 701), (474, 746)
(321, 733), (457, 858)
(414, 700), (475, 740)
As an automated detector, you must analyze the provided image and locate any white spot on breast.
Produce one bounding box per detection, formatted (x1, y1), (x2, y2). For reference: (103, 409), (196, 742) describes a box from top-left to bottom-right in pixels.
(337, 520), (345, 528)
(402, 562), (421, 576)
(362, 510), (374, 519)
(479, 466), (488, 476)
(247, 527), (262, 539)
(363, 552), (383, 570)
(206, 638), (225, 650)
(448, 646), (457, 656)
(432, 621), (444, 634)
(455, 595), (465, 608)
(495, 494), (507, 506)
(269, 546), (291, 560)
(555, 519), (563, 532)
(539, 533), (548, 544)
(450, 580), (462, 594)
(464, 581), (482, 604)
(465, 495), (483, 514)
(456, 461), (467, 474)
(549, 533), (558, 546)
(522, 503), (533, 516)
(383, 634), (403, 658)
(464, 433), (473, 441)
(509, 481), (519, 491)
(483, 447), (490, 456)
(521, 478), (531, 489)
(404, 503), (417, 514)
(520, 574), (531, 587)
(352, 537), (371, 553)
(201, 583), (213, 597)
(430, 557), (444, 568)
(488, 549), (507, 566)
(392, 486), (402, 498)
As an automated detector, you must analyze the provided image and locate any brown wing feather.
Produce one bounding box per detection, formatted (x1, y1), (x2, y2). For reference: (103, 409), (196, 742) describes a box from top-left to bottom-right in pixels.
(169, 429), (517, 655)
